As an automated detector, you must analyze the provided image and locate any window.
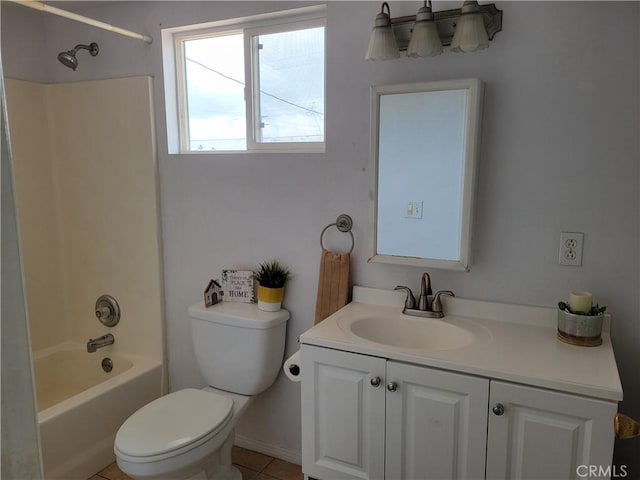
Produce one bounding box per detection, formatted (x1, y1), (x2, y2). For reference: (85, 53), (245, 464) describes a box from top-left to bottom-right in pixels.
(167, 7), (325, 153)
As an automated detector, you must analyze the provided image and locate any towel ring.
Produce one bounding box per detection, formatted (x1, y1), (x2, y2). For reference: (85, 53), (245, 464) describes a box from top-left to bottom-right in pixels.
(320, 214), (355, 254)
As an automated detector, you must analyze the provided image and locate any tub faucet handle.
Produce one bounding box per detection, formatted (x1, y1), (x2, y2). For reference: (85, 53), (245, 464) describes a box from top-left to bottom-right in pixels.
(95, 294), (120, 327)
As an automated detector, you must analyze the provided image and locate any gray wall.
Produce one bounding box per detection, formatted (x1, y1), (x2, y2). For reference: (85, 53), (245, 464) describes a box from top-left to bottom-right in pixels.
(2, 0), (638, 471)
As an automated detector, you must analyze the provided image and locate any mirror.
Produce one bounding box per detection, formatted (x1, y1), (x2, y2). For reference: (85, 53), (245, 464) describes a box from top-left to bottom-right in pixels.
(368, 78), (483, 271)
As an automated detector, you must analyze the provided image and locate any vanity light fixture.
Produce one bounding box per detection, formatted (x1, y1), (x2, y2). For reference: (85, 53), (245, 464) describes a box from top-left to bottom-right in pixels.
(365, 0), (502, 60)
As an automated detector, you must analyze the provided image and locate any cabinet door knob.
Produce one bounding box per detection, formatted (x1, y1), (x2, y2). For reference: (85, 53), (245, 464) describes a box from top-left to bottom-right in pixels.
(387, 381), (398, 392)
(370, 376), (381, 387)
(492, 403), (505, 416)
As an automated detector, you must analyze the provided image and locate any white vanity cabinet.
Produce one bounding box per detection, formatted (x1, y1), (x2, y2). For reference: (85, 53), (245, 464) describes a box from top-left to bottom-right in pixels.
(384, 360), (489, 480)
(301, 344), (617, 480)
(299, 288), (622, 480)
(301, 346), (386, 480)
(301, 345), (489, 480)
(486, 381), (617, 480)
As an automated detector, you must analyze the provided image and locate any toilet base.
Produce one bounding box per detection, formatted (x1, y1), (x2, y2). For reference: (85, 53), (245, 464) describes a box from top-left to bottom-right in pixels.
(200, 432), (241, 480)
(118, 429), (240, 480)
(190, 465), (241, 480)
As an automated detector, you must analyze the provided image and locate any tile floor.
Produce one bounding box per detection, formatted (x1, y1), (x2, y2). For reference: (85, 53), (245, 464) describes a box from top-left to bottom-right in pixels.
(89, 446), (303, 480)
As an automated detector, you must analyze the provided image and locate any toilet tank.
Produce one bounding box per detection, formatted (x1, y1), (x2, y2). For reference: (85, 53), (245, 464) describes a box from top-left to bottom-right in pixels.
(189, 302), (289, 395)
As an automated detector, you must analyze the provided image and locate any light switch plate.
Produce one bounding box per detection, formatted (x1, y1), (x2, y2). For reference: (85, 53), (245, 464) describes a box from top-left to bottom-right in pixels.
(406, 201), (423, 219)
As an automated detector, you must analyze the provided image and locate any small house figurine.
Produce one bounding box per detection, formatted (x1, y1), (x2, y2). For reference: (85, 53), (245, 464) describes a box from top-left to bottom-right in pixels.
(204, 279), (222, 307)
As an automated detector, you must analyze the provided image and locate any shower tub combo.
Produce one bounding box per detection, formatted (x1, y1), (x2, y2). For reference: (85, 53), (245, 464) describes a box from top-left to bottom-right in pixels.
(33, 343), (163, 479)
(5, 72), (164, 479)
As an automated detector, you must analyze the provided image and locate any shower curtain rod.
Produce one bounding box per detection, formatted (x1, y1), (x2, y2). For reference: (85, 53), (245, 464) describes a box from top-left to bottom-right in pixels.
(7, 0), (153, 44)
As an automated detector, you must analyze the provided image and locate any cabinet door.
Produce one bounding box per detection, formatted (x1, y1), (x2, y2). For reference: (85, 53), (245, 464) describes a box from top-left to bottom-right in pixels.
(486, 380), (618, 480)
(301, 345), (386, 480)
(385, 361), (489, 480)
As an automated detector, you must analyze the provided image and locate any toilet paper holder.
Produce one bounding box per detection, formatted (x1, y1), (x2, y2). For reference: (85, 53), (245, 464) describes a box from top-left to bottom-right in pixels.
(284, 350), (302, 382)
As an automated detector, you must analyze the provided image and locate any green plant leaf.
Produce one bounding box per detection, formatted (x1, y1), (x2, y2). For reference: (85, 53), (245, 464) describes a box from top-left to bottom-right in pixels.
(254, 259), (292, 288)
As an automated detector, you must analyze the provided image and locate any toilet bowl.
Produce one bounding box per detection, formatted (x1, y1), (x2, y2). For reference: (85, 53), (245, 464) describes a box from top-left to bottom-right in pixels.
(114, 302), (289, 480)
(115, 388), (251, 480)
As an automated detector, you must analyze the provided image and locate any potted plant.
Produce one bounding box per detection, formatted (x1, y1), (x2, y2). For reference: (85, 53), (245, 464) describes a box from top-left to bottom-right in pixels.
(254, 259), (291, 311)
(557, 295), (607, 347)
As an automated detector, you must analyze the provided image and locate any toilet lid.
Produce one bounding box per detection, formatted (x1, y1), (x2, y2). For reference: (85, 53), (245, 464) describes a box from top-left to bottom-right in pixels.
(115, 388), (233, 457)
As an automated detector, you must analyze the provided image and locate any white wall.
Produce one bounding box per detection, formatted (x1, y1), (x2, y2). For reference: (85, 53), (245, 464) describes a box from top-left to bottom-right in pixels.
(2, 0), (638, 471)
(5, 79), (71, 351)
(5, 77), (165, 362)
(46, 77), (164, 359)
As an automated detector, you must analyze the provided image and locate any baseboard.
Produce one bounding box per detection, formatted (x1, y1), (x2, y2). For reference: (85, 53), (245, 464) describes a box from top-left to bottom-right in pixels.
(234, 434), (302, 466)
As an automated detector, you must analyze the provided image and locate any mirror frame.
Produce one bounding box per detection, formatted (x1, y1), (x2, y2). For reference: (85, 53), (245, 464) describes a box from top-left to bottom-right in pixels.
(368, 78), (484, 271)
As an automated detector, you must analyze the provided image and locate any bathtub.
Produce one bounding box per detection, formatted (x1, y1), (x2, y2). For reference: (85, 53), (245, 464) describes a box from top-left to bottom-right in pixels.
(33, 343), (163, 480)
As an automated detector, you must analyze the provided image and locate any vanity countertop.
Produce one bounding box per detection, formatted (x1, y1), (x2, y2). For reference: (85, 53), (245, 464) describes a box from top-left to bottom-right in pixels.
(299, 286), (623, 402)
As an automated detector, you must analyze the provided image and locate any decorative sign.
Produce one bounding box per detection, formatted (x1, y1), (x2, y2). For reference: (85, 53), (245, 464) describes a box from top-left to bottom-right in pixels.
(221, 270), (256, 303)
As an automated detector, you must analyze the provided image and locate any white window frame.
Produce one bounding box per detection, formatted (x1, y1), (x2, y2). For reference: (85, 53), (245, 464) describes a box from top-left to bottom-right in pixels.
(167, 6), (326, 155)
(245, 18), (325, 152)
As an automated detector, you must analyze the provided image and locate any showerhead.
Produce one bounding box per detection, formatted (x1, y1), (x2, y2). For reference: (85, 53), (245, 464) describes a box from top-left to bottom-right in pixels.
(57, 51), (78, 70)
(57, 42), (99, 71)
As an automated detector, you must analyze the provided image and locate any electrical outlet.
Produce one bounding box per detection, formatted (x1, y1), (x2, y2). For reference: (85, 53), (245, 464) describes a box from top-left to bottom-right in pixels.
(559, 232), (584, 266)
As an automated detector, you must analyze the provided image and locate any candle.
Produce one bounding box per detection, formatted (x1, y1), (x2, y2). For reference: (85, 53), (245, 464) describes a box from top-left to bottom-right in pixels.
(569, 291), (592, 313)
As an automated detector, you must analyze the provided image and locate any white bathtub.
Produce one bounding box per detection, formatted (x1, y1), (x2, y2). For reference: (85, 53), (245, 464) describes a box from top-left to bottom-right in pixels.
(33, 343), (163, 480)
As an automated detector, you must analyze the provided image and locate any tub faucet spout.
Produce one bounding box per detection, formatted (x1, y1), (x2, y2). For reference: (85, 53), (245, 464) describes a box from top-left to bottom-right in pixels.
(87, 333), (114, 353)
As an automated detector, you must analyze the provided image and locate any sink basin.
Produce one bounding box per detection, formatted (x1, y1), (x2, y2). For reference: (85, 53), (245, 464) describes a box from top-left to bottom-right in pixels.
(341, 315), (477, 351)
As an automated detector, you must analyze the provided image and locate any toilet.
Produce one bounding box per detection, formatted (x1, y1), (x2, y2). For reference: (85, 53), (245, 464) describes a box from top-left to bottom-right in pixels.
(114, 301), (289, 480)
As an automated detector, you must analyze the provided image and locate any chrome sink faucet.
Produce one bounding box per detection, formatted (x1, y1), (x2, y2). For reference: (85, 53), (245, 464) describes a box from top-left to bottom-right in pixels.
(417, 272), (433, 311)
(395, 272), (455, 319)
(87, 333), (114, 353)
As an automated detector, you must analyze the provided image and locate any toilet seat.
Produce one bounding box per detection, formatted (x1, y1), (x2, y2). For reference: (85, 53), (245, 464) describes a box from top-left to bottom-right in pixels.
(115, 388), (233, 463)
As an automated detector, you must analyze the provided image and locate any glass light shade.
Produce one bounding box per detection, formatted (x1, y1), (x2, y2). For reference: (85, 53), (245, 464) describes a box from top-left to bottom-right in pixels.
(451, 2), (489, 53)
(407, 20), (442, 57)
(366, 27), (400, 60)
(407, 3), (442, 57)
(365, 4), (399, 60)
